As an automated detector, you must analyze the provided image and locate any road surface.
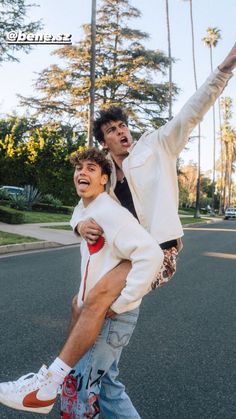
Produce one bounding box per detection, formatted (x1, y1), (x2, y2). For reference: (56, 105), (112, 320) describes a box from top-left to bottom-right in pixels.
(0, 220), (236, 418)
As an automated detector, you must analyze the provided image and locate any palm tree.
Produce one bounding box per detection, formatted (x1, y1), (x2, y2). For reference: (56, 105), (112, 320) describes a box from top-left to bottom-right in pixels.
(182, 0), (201, 217)
(165, 0), (172, 120)
(220, 97), (236, 208)
(202, 27), (221, 210)
(88, 0), (97, 146)
(218, 104), (224, 214)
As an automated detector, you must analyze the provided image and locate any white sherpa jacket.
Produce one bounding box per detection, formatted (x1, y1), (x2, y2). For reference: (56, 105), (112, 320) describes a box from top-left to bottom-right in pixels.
(71, 69), (232, 246)
(76, 192), (164, 314)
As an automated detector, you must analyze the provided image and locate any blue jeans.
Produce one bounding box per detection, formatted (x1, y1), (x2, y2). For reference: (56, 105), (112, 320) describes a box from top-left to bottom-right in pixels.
(60, 308), (140, 419)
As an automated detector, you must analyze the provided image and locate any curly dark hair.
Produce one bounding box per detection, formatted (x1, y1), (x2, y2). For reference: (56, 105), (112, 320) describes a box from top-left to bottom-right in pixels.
(70, 147), (112, 178)
(93, 106), (128, 144)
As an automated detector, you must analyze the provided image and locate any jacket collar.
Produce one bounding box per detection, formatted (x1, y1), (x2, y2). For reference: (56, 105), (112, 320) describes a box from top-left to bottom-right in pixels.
(106, 141), (137, 190)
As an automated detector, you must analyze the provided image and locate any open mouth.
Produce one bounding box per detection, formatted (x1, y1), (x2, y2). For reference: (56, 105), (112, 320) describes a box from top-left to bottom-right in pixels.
(77, 179), (90, 192)
(120, 137), (129, 145)
(78, 179), (90, 186)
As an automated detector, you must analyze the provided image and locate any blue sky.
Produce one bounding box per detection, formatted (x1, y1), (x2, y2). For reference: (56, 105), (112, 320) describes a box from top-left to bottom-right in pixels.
(1, 0), (235, 175)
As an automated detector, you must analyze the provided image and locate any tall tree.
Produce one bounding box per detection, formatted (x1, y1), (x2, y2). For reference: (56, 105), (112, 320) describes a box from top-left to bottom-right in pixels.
(178, 162), (213, 208)
(182, 0), (201, 217)
(0, 0), (42, 63)
(218, 97), (224, 214)
(165, 0), (172, 120)
(220, 97), (236, 209)
(0, 116), (85, 204)
(20, 0), (176, 131)
(202, 27), (221, 209)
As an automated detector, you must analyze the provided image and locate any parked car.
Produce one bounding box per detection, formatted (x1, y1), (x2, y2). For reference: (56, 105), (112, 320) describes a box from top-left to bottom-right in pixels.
(0, 185), (24, 197)
(224, 207), (236, 220)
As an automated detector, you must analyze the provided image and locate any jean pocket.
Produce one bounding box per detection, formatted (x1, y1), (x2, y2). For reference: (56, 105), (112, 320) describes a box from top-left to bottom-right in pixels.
(106, 310), (139, 349)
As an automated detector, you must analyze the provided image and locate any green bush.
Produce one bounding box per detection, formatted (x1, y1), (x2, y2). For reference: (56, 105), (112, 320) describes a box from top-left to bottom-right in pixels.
(0, 206), (26, 224)
(0, 189), (10, 200)
(41, 194), (62, 208)
(10, 185), (42, 211)
(0, 199), (10, 206)
(10, 194), (28, 210)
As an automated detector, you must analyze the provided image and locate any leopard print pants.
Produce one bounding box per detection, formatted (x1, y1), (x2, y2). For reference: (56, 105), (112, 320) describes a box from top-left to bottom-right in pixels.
(151, 246), (178, 290)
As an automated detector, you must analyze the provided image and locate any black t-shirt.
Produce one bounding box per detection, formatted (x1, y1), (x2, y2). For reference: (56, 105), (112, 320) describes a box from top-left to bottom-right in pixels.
(114, 177), (178, 250)
(114, 177), (138, 220)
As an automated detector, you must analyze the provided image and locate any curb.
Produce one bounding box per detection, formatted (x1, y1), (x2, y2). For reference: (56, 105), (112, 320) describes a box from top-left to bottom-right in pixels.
(0, 241), (62, 255)
(183, 218), (223, 228)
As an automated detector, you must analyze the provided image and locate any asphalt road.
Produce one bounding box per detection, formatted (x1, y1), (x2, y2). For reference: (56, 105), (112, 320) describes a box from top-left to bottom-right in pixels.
(0, 220), (236, 419)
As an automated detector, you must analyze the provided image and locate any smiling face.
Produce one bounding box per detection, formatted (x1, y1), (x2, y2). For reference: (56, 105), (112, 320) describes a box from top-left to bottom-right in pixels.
(101, 120), (133, 159)
(73, 160), (108, 207)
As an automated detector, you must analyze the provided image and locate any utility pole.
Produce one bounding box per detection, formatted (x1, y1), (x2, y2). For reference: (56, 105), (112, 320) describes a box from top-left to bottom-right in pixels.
(88, 0), (97, 146)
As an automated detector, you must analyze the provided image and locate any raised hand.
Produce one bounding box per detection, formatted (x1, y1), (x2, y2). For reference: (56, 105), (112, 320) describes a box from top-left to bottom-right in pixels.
(219, 42), (236, 73)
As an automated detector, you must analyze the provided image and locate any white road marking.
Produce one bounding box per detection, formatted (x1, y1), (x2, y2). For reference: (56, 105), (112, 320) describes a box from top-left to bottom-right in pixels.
(184, 228), (236, 232)
(203, 252), (236, 260)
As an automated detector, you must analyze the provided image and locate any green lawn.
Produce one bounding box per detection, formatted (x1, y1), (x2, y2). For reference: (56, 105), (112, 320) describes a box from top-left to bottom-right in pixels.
(179, 208), (195, 215)
(0, 231), (40, 245)
(23, 211), (71, 223)
(181, 217), (208, 225)
(42, 224), (72, 231)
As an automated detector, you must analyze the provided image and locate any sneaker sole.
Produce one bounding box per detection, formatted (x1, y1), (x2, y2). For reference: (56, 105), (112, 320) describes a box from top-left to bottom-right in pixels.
(0, 394), (54, 414)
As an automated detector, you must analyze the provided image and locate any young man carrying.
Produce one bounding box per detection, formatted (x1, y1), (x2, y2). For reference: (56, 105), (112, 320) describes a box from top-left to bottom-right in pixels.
(62, 42), (236, 416)
(68, 43), (236, 330)
(0, 148), (164, 417)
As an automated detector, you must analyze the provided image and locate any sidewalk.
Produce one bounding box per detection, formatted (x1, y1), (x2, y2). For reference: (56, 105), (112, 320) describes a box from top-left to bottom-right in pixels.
(0, 222), (81, 255)
(0, 216), (222, 255)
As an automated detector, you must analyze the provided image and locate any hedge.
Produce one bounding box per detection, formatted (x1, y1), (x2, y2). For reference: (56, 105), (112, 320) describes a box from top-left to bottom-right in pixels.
(33, 203), (73, 214)
(0, 206), (26, 224)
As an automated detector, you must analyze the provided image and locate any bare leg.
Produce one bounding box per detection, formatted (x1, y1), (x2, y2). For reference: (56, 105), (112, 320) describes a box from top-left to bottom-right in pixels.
(66, 294), (82, 335)
(59, 260), (131, 367)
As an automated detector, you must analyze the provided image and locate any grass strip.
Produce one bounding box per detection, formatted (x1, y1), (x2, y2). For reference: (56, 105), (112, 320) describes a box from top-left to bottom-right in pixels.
(181, 217), (208, 225)
(23, 211), (71, 223)
(0, 231), (41, 245)
(42, 225), (72, 231)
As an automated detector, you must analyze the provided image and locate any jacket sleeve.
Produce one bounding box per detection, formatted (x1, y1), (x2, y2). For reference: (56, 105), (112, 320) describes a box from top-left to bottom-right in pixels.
(70, 200), (83, 234)
(142, 68), (232, 156)
(110, 222), (164, 314)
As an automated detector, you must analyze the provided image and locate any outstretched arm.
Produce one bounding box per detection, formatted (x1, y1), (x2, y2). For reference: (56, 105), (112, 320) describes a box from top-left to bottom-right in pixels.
(142, 42), (235, 156)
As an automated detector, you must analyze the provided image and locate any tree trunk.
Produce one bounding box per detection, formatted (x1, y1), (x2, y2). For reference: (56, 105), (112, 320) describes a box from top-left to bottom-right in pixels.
(224, 141), (229, 208)
(88, 0), (97, 147)
(218, 101), (223, 214)
(209, 45), (217, 210)
(110, 7), (120, 99)
(228, 144), (233, 206)
(188, 0), (201, 217)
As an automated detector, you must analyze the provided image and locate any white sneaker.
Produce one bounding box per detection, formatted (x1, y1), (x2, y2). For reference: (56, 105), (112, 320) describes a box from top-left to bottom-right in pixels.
(0, 365), (58, 414)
